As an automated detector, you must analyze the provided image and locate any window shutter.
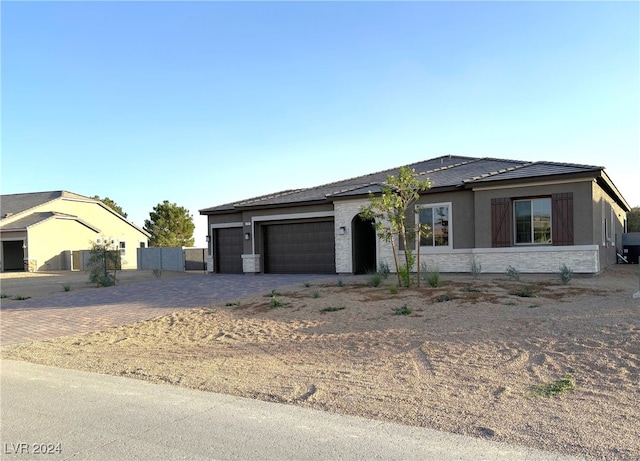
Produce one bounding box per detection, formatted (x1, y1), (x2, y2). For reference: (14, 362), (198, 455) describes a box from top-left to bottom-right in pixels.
(552, 193), (573, 246)
(491, 198), (511, 247)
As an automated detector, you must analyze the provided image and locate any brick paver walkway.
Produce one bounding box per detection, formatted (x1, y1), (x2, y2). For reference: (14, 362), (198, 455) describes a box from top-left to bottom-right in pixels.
(0, 274), (338, 346)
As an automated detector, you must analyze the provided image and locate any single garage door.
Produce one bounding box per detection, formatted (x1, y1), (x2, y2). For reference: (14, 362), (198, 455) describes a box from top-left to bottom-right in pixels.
(215, 228), (243, 273)
(264, 221), (335, 274)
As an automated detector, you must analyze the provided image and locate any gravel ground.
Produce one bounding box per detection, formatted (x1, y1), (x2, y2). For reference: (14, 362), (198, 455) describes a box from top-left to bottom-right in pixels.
(3, 265), (639, 461)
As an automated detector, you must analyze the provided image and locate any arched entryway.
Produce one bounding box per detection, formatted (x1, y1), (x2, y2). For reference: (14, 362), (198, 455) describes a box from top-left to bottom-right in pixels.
(351, 216), (376, 274)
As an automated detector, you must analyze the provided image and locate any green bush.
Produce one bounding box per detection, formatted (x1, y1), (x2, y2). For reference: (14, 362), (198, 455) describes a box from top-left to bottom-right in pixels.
(509, 285), (536, 298)
(393, 304), (412, 315)
(530, 374), (575, 398)
(470, 259), (482, 279)
(389, 284), (399, 295)
(367, 271), (382, 287)
(421, 263), (440, 287)
(505, 265), (521, 281)
(558, 264), (574, 284)
(378, 262), (390, 279)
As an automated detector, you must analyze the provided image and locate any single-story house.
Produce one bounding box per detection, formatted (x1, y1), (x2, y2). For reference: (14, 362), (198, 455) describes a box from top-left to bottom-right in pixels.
(0, 191), (149, 272)
(199, 155), (630, 275)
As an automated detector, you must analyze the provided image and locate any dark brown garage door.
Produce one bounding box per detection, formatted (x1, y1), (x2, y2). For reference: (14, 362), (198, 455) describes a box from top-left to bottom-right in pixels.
(264, 221), (335, 274)
(215, 228), (243, 273)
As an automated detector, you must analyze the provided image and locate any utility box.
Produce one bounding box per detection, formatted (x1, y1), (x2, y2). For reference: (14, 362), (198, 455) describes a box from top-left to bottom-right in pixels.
(622, 233), (640, 264)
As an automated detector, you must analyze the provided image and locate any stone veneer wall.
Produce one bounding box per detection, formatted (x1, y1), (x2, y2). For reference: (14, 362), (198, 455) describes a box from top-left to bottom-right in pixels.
(377, 244), (600, 274)
(334, 199), (372, 274)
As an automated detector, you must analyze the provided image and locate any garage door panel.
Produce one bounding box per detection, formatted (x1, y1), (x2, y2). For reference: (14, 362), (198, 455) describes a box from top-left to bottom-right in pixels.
(216, 228), (243, 273)
(264, 221), (335, 274)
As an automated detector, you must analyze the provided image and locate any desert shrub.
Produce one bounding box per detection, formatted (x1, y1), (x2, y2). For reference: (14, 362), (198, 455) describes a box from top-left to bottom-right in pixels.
(303, 281), (311, 288)
(530, 373), (575, 398)
(461, 286), (481, 293)
(389, 284), (399, 295)
(505, 265), (521, 281)
(367, 271), (382, 287)
(337, 279), (344, 287)
(378, 262), (390, 279)
(62, 284), (71, 292)
(470, 259), (482, 279)
(320, 306), (345, 313)
(509, 285), (536, 297)
(88, 240), (119, 287)
(399, 264), (412, 288)
(12, 295), (31, 301)
(152, 269), (162, 280)
(1, 293), (9, 299)
(434, 293), (454, 302)
(393, 304), (412, 315)
(269, 294), (286, 309)
(558, 264), (574, 284)
(311, 290), (321, 299)
(421, 263), (440, 287)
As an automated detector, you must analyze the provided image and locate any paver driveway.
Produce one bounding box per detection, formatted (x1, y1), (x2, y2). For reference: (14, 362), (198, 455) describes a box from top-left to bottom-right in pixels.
(0, 274), (337, 346)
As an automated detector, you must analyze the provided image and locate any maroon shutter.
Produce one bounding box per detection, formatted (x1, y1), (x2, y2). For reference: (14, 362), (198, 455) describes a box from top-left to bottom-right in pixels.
(491, 198), (511, 247)
(552, 193), (573, 246)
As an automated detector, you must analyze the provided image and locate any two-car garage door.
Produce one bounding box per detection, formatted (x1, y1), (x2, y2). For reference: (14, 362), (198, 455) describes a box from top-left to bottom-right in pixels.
(214, 220), (336, 274)
(263, 221), (336, 274)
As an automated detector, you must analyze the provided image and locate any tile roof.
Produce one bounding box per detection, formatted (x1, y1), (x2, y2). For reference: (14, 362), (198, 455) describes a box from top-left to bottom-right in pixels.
(200, 155), (606, 214)
(0, 211), (101, 233)
(0, 191), (94, 219)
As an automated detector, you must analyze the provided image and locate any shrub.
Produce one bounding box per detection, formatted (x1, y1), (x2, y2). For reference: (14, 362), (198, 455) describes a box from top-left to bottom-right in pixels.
(393, 304), (412, 315)
(367, 271), (382, 287)
(336, 279), (344, 287)
(434, 293), (454, 302)
(12, 295), (31, 301)
(389, 284), (399, 295)
(509, 285), (536, 298)
(152, 269), (162, 280)
(399, 264), (412, 288)
(558, 264), (574, 284)
(269, 294), (286, 308)
(378, 262), (390, 279)
(62, 284), (71, 292)
(0, 293), (9, 299)
(470, 259), (482, 279)
(320, 306), (345, 313)
(421, 263), (440, 288)
(311, 289), (321, 299)
(505, 265), (521, 281)
(530, 373), (575, 398)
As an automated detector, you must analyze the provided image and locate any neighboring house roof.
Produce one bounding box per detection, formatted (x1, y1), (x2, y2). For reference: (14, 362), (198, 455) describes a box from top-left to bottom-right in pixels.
(0, 191), (91, 218)
(201, 155), (630, 214)
(0, 211), (101, 233)
(0, 190), (150, 237)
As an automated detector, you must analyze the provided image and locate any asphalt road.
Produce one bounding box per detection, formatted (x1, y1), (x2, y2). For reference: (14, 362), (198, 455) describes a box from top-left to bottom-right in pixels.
(1, 360), (584, 461)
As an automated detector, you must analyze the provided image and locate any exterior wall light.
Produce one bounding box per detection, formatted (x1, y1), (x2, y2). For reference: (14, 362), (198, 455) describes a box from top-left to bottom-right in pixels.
(205, 235), (210, 243)
(244, 232), (251, 240)
(339, 226), (346, 235)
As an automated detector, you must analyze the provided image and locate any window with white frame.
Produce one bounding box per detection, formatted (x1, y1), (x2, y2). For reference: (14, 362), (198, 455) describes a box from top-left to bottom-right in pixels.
(417, 203), (451, 248)
(514, 198), (551, 244)
(119, 241), (126, 256)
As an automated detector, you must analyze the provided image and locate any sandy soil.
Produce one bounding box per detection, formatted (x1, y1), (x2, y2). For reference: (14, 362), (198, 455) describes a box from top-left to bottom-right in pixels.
(3, 266), (640, 460)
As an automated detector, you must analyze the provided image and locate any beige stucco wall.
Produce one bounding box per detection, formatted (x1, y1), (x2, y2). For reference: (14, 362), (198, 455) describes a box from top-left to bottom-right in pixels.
(4, 197), (148, 271)
(592, 181), (627, 269)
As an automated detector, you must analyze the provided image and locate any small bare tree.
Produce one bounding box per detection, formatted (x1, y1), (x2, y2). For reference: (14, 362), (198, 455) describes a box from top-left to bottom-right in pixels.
(359, 167), (431, 287)
(87, 239), (120, 287)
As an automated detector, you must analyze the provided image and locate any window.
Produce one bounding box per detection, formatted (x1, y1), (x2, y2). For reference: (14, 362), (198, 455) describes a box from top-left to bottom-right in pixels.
(418, 204), (451, 248)
(514, 198), (551, 244)
(119, 241), (126, 256)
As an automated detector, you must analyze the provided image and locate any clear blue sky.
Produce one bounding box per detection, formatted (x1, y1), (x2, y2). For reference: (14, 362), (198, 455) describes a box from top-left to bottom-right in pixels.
(2, 1), (638, 246)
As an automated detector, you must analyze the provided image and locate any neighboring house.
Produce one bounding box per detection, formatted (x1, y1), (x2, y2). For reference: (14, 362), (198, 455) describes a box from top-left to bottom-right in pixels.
(200, 155), (630, 275)
(0, 191), (149, 272)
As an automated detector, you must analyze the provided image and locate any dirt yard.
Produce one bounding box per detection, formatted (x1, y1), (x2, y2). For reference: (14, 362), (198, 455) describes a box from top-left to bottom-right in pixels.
(2, 266), (639, 460)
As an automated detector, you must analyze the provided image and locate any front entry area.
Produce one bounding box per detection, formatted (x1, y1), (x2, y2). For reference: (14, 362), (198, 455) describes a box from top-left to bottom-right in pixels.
(351, 216), (376, 274)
